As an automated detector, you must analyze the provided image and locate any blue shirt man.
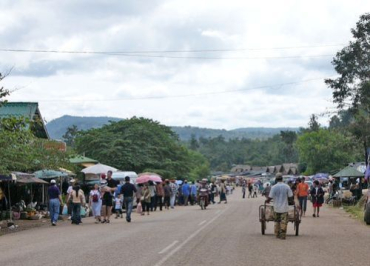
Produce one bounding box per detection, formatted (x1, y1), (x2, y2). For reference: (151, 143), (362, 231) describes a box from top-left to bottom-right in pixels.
(182, 181), (190, 206)
(191, 184), (197, 195)
(182, 182), (190, 196)
(48, 180), (62, 226)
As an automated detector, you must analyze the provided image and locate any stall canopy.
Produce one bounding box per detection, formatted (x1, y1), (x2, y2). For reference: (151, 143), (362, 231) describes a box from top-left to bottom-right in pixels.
(0, 174), (16, 181)
(81, 163), (118, 175)
(34, 169), (69, 179)
(333, 166), (364, 178)
(70, 155), (98, 168)
(17, 177), (49, 184)
(82, 163), (118, 181)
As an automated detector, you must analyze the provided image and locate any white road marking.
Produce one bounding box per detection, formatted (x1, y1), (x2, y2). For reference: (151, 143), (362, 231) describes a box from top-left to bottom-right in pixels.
(154, 208), (228, 266)
(198, 220), (207, 226)
(158, 241), (179, 254)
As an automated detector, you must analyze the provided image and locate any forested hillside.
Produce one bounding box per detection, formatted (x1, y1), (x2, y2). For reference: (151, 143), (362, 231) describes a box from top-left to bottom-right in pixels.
(173, 126), (299, 140)
(46, 115), (122, 139)
(46, 115), (298, 140)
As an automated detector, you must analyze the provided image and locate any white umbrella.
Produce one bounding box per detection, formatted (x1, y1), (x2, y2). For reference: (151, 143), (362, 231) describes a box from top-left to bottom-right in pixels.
(81, 163), (118, 175)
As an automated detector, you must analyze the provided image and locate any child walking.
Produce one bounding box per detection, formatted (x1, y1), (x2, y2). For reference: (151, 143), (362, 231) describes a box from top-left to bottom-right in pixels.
(114, 196), (123, 219)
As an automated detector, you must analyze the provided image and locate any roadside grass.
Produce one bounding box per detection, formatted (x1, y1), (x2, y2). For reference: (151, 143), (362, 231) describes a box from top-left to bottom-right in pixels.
(343, 196), (367, 225)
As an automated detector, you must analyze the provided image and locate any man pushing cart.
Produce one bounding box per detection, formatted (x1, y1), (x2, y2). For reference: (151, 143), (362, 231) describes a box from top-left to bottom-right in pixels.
(263, 173), (299, 240)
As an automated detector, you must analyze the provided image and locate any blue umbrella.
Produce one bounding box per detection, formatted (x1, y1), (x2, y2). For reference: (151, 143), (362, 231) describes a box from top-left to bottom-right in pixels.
(313, 173), (329, 179)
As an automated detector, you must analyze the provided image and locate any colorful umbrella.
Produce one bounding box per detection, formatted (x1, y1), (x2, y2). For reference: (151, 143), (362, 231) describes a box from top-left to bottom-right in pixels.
(136, 173), (162, 184)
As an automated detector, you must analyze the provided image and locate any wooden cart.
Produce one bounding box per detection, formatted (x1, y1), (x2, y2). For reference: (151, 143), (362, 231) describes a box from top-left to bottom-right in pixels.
(259, 204), (301, 236)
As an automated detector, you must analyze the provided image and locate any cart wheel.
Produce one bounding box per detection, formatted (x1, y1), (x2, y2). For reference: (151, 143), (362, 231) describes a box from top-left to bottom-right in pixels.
(261, 221), (266, 235)
(295, 221), (299, 236)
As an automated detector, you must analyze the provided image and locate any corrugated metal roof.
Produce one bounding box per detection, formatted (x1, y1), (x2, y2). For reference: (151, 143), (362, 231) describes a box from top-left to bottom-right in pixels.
(0, 102), (38, 119)
(0, 102), (49, 139)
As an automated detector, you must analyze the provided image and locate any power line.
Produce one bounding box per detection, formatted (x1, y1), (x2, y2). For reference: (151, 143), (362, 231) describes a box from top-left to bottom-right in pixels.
(0, 44), (344, 54)
(33, 77), (328, 102)
(0, 48), (335, 60)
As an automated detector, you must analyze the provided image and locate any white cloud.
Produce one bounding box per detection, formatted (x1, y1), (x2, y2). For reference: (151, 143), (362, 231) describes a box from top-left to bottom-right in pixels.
(1, 0), (369, 129)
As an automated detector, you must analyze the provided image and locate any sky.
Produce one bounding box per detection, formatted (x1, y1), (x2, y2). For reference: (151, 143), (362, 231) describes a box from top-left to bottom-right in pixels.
(1, 0), (369, 129)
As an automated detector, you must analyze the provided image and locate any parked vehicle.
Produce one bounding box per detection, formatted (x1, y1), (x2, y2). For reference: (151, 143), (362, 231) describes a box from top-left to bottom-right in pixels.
(112, 171), (138, 184)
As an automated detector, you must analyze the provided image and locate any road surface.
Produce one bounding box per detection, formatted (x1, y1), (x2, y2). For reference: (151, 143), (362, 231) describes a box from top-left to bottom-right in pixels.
(1, 189), (370, 266)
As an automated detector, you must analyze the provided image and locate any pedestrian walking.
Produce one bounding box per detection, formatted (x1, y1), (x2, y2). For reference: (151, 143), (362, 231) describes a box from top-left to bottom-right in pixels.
(163, 180), (171, 209)
(169, 180), (178, 208)
(48, 179), (63, 226)
(155, 182), (164, 211)
(252, 184), (258, 198)
(182, 180), (190, 206)
(142, 183), (151, 215)
(263, 184), (271, 199)
(148, 181), (157, 211)
(100, 180), (114, 223)
(218, 180), (227, 204)
(242, 184), (246, 199)
(266, 173), (293, 240)
(114, 196), (123, 219)
(67, 182), (86, 225)
(248, 183), (253, 198)
(120, 176), (137, 222)
(89, 184), (102, 223)
(210, 181), (217, 204)
(297, 177), (309, 217)
(310, 180), (324, 218)
(66, 179), (76, 220)
(190, 182), (197, 205)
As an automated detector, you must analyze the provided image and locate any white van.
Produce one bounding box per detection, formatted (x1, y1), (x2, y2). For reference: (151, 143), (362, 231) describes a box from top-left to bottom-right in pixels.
(112, 171), (138, 184)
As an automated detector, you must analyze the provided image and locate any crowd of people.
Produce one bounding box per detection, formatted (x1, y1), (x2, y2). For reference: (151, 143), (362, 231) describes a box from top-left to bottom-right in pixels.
(47, 173), (234, 226)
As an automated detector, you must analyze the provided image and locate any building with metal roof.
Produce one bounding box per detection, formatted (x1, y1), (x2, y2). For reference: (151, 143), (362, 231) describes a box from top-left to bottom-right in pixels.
(0, 102), (49, 139)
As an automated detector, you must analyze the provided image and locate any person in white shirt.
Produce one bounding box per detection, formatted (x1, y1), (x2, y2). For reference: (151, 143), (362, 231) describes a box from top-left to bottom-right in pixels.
(266, 173), (294, 240)
(66, 179), (76, 220)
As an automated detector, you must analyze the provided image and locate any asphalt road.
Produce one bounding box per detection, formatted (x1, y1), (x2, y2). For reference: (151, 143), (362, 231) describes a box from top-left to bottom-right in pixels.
(1, 189), (370, 266)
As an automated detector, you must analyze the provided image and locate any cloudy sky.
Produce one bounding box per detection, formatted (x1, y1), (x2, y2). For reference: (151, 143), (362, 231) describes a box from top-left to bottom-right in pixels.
(1, 0), (369, 129)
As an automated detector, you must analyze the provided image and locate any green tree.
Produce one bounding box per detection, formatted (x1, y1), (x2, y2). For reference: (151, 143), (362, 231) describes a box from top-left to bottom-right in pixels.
(75, 117), (209, 178)
(296, 129), (360, 175)
(62, 125), (79, 147)
(280, 131), (298, 163)
(308, 114), (320, 132)
(189, 134), (199, 150)
(325, 13), (370, 163)
(0, 72), (10, 105)
(325, 13), (370, 111)
(0, 116), (72, 173)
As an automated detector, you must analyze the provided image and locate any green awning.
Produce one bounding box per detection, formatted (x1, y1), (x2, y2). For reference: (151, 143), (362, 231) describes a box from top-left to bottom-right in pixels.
(333, 166), (364, 178)
(34, 170), (69, 179)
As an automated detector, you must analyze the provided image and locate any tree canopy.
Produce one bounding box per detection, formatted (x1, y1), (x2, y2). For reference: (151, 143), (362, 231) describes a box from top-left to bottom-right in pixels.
(75, 117), (210, 180)
(325, 13), (370, 111)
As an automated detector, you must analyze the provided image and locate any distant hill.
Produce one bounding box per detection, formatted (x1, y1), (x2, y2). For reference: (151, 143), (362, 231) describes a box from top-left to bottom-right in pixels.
(46, 115), (299, 140)
(46, 115), (122, 139)
(172, 126), (299, 140)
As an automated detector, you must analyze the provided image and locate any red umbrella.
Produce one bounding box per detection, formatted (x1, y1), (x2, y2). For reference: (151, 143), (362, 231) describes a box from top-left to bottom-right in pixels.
(137, 173), (162, 184)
